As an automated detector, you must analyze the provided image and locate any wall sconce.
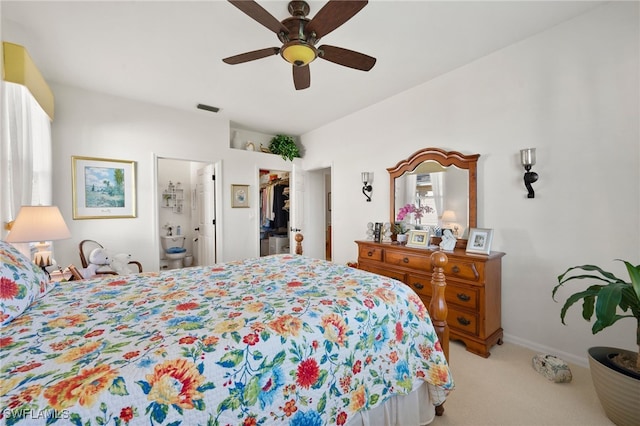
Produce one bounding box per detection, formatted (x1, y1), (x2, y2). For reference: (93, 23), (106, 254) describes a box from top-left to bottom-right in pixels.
(520, 148), (539, 198)
(361, 172), (373, 202)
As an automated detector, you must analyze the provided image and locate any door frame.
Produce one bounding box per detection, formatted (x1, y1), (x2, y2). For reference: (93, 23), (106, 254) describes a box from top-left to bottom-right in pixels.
(152, 154), (222, 270)
(291, 164), (332, 259)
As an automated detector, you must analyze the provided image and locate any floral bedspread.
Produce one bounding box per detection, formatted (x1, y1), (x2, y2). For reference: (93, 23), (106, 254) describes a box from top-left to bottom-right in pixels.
(0, 255), (453, 425)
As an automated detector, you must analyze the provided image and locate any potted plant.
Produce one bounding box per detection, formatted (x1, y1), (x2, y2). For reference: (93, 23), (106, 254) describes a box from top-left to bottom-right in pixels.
(393, 222), (408, 243)
(269, 134), (300, 161)
(552, 259), (640, 425)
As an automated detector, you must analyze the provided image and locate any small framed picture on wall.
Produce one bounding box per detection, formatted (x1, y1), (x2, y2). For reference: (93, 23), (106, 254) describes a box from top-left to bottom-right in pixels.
(466, 228), (494, 255)
(231, 184), (249, 208)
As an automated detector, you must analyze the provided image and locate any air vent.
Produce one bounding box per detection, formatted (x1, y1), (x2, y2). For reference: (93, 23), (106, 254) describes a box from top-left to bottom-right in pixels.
(197, 104), (220, 113)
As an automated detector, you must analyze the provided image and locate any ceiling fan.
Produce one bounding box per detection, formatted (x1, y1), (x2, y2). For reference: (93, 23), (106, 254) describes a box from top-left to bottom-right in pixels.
(222, 0), (376, 90)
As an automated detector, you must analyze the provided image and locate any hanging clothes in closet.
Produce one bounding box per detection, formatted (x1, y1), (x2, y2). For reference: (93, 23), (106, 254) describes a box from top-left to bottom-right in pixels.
(272, 183), (289, 229)
(260, 179), (289, 230)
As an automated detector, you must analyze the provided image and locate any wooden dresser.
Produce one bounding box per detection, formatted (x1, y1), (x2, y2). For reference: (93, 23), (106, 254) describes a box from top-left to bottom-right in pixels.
(356, 240), (505, 357)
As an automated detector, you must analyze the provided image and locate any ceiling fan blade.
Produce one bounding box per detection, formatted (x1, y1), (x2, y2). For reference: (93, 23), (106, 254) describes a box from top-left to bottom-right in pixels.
(318, 45), (376, 71)
(293, 65), (310, 90)
(223, 47), (280, 64)
(306, 0), (368, 39)
(228, 0), (289, 35)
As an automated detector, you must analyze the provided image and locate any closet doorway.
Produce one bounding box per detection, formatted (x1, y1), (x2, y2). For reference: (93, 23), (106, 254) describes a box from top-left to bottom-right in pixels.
(259, 169), (290, 256)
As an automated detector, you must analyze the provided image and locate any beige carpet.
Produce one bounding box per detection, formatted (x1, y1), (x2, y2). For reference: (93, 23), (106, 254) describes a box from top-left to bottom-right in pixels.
(435, 341), (614, 426)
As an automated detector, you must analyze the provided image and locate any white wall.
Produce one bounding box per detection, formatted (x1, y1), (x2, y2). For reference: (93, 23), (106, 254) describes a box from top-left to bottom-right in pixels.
(50, 84), (224, 269)
(50, 84), (297, 269)
(300, 2), (639, 365)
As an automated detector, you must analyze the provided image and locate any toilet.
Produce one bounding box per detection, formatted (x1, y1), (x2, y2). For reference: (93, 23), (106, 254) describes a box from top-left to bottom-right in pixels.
(161, 235), (187, 269)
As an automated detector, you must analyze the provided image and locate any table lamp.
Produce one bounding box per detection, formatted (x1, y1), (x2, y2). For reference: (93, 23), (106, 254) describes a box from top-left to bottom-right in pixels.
(441, 210), (459, 237)
(5, 205), (71, 269)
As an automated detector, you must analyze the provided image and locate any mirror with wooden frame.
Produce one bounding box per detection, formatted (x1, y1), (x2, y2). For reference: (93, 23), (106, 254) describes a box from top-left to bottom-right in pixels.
(388, 148), (479, 242)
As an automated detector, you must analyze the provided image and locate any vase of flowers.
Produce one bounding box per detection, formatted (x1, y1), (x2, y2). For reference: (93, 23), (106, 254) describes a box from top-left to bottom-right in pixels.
(396, 203), (434, 228)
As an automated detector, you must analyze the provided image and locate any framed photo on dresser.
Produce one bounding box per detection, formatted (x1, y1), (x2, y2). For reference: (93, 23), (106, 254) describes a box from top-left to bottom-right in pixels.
(406, 229), (431, 249)
(466, 228), (494, 255)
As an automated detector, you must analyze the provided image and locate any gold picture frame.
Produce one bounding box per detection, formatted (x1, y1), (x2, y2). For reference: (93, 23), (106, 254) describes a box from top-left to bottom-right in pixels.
(406, 229), (431, 249)
(231, 184), (249, 208)
(72, 156), (137, 219)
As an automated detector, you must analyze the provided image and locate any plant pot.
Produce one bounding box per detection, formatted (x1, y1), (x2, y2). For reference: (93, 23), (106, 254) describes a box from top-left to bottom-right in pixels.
(396, 234), (408, 244)
(588, 346), (640, 426)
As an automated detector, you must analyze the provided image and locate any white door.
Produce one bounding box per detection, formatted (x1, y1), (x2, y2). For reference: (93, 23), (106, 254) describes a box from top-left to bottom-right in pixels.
(289, 164), (304, 254)
(197, 164), (216, 265)
(290, 165), (330, 259)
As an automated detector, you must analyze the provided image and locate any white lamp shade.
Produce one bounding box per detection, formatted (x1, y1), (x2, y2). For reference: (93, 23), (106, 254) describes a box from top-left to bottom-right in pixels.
(520, 148), (536, 166)
(441, 210), (458, 223)
(5, 205), (71, 243)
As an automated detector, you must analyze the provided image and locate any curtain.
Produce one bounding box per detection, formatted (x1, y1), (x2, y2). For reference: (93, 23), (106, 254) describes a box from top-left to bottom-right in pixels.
(431, 172), (444, 221)
(1, 81), (52, 240)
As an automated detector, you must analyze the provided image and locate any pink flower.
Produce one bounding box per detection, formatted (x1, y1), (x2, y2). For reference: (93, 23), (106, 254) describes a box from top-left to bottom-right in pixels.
(396, 204), (434, 221)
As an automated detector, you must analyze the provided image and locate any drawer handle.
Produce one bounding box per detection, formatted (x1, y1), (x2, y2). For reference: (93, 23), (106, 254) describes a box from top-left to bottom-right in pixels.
(457, 293), (471, 302)
(452, 265), (460, 273)
(413, 282), (424, 290)
(367, 251), (374, 257)
(403, 257), (409, 263)
(457, 316), (471, 326)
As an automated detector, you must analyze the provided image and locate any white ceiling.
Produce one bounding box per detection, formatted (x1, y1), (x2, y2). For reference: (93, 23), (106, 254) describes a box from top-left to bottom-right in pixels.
(2, 0), (604, 136)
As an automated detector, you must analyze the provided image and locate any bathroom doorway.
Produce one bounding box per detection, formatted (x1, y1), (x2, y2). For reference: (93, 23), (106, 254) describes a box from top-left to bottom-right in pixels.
(157, 157), (217, 269)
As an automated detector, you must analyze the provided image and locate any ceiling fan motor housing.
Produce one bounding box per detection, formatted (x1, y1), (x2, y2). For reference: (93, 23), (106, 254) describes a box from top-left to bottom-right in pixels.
(279, 8), (318, 67)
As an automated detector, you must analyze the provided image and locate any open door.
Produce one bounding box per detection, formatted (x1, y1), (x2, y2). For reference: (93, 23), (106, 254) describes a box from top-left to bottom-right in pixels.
(290, 164), (331, 259)
(289, 164), (304, 253)
(197, 164), (216, 265)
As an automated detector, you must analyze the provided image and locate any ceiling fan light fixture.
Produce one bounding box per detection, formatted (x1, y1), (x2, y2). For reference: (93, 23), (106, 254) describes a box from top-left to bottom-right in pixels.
(281, 42), (316, 66)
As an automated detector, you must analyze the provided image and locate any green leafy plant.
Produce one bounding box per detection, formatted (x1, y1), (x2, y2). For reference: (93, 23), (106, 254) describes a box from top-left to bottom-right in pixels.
(269, 134), (300, 162)
(393, 222), (407, 235)
(552, 259), (640, 371)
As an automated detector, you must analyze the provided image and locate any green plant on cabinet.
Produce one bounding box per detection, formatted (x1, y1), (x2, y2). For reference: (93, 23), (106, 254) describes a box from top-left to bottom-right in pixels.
(269, 134), (300, 161)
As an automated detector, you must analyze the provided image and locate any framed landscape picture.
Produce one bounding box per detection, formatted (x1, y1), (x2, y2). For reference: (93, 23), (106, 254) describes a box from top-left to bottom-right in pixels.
(72, 156), (137, 219)
(466, 228), (494, 255)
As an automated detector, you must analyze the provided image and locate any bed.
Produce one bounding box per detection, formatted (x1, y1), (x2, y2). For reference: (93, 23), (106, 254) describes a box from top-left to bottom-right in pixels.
(0, 240), (453, 425)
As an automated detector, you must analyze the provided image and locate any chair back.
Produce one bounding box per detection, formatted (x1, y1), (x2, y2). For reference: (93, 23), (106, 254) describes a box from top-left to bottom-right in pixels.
(79, 239), (143, 274)
(79, 240), (104, 268)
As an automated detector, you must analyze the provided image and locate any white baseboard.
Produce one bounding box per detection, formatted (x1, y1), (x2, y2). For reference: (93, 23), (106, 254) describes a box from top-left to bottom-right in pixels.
(503, 333), (589, 369)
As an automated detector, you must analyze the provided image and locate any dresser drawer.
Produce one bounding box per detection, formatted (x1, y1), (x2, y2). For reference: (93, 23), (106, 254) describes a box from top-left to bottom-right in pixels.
(407, 274), (479, 310)
(448, 306), (478, 335)
(420, 295), (479, 336)
(360, 264), (407, 282)
(443, 259), (483, 283)
(384, 249), (430, 270)
(406, 274), (432, 298)
(358, 245), (383, 262)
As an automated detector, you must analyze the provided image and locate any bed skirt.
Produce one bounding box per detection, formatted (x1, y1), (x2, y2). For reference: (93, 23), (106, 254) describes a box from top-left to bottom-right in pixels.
(347, 381), (437, 426)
